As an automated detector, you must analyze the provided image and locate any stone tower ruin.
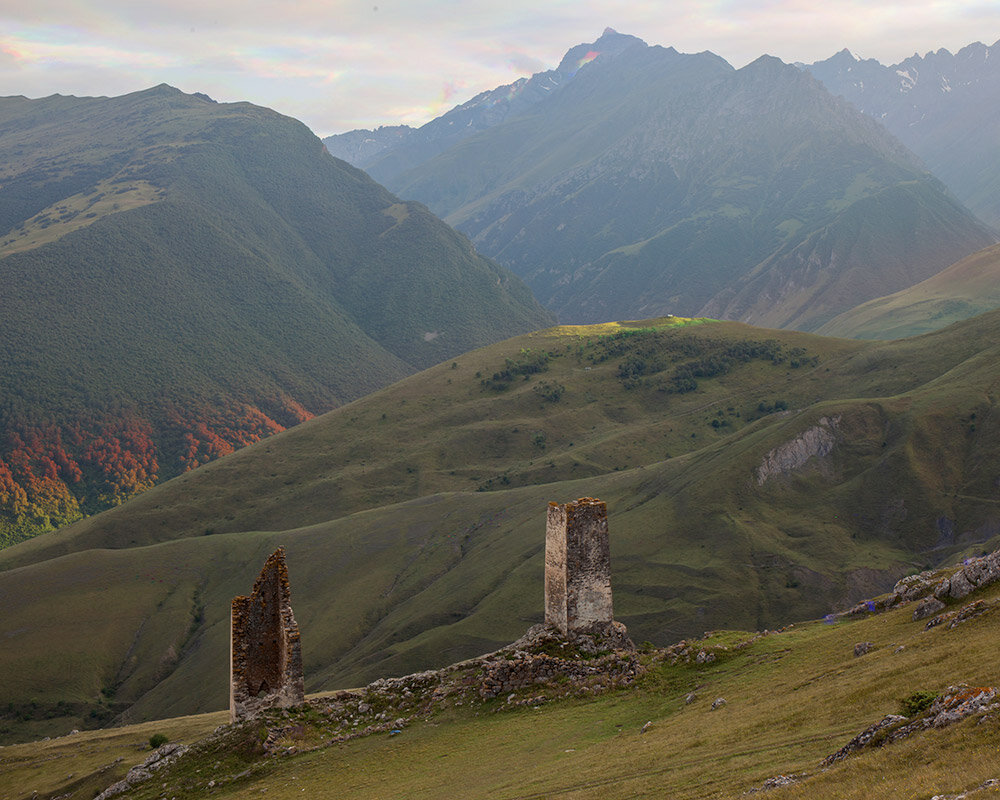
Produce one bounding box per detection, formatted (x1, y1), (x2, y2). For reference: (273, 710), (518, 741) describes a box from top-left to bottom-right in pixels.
(230, 547), (305, 721)
(544, 497), (614, 634)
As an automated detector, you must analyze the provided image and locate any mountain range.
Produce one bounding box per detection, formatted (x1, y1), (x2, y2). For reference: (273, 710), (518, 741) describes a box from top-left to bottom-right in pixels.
(325, 30), (996, 329)
(805, 40), (1000, 228)
(0, 85), (552, 546)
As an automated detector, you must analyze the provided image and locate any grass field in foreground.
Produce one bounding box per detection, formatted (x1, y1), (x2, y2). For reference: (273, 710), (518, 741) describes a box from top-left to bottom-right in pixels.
(5, 577), (999, 800)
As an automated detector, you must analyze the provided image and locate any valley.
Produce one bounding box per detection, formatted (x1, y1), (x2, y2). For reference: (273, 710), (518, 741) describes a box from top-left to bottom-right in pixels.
(2, 311), (999, 747)
(4, 21), (1000, 800)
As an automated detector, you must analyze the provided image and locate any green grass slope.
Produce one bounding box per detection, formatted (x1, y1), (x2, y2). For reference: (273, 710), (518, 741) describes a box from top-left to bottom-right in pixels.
(816, 242), (1000, 339)
(4, 572), (1000, 799)
(0, 86), (552, 546)
(1, 312), (1000, 741)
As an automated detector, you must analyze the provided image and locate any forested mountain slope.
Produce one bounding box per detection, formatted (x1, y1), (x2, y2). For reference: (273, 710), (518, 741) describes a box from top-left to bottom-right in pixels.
(0, 85), (552, 546)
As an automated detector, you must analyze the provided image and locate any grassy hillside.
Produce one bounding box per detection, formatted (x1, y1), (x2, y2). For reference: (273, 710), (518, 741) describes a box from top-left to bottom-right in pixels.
(2, 311), (1000, 741)
(3, 573), (999, 799)
(817, 242), (1000, 339)
(0, 86), (552, 546)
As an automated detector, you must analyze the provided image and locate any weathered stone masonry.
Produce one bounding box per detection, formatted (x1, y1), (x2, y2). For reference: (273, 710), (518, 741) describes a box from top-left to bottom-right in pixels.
(545, 497), (614, 634)
(230, 547), (305, 722)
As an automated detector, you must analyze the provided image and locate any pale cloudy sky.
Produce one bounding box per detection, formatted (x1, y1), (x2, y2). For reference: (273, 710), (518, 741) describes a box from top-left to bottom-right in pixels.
(2, 1), (998, 136)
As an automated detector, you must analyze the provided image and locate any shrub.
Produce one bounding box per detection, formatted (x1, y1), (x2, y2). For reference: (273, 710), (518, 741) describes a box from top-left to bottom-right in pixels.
(899, 691), (938, 717)
(149, 733), (169, 748)
(533, 382), (565, 402)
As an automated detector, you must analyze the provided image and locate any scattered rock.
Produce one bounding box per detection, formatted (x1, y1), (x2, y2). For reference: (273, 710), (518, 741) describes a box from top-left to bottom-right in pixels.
(746, 774), (801, 793)
(822, 714), (907, 765)
(711, 697), (727, 711)
(930, 777), (1000, 799)
(912, 596), (946, 621)
(640, 721), (652, 734)
(842, 548), (1000, 620)
(925, 599), (996, 631)
(685, 692), (697, 705)
(853, 642), (874, 658)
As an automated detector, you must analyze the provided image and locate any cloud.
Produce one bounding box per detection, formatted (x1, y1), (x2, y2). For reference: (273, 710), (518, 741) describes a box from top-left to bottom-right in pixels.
(2, 1), (998, 135)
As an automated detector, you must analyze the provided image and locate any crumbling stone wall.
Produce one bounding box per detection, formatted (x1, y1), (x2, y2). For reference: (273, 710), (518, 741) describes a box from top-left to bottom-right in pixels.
(230, 547), (304, 721)
(545, 497), (614, 634)
(478, 650), (640, 700)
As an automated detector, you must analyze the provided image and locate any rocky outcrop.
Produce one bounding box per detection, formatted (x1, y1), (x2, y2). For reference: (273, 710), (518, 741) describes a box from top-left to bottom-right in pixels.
(822, 685), (999, 765)
(842, 549), (1000, 619)
(94, 743), (189, 800)
(755, 416), (840, 485)
(925, 599), (997, 631)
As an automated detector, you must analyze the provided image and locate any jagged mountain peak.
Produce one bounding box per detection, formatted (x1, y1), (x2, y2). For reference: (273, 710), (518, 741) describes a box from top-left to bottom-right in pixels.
(831, 47), (858, 62)
(805, 37), (1000, 226)
(554, 29), (648, 73)
(325, 29), (672, 178)
(741, 53), (796, 73)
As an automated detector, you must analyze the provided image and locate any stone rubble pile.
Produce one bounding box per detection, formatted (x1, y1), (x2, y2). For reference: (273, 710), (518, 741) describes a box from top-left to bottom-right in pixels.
(235, 622), (643, 757)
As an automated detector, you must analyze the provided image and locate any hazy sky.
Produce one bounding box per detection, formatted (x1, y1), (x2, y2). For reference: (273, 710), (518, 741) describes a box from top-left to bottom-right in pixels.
(2, 1), (998, 136)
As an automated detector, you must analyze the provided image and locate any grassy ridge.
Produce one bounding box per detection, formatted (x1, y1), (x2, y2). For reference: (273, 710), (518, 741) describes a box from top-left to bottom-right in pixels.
(817, 242), (1000, 339)
(0, 86), (552, 545)
(4, 576), (999, 798)
(1, 312), (1000, 740)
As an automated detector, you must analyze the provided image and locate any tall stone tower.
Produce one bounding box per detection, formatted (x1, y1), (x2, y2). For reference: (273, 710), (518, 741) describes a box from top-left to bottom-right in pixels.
(230, 547), (305, 722)
(544, 497), (614, 634)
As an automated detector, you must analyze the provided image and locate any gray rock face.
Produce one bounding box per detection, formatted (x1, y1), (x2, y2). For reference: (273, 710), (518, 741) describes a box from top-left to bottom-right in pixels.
(755, 416), (840, 485)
